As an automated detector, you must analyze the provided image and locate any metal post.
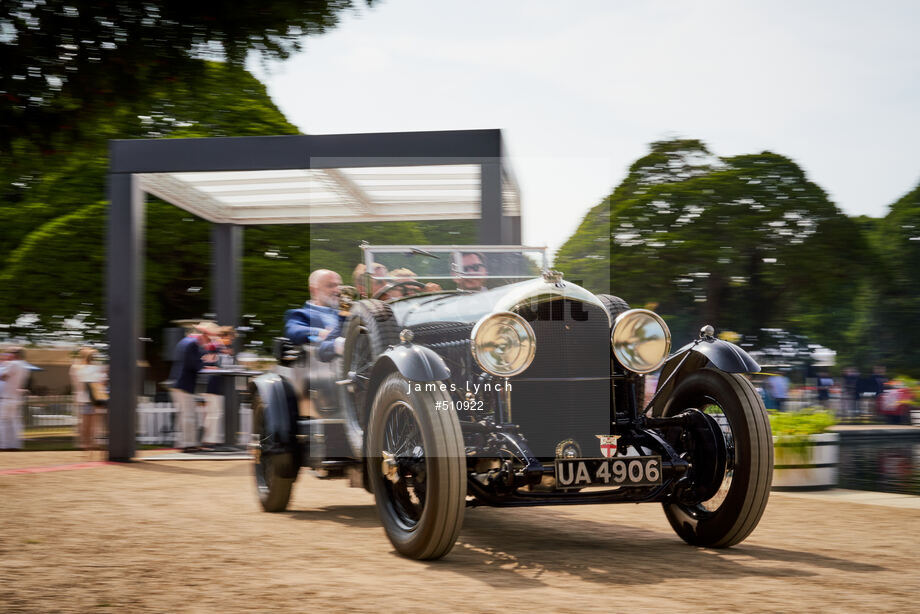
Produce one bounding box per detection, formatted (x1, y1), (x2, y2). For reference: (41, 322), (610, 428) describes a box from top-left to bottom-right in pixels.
(106, 173), (144, 461)
(479, 160), (502, 244)
(212, 223), (242, 447)
(507, 216), (521, 245)
(211, 224), (241, 328)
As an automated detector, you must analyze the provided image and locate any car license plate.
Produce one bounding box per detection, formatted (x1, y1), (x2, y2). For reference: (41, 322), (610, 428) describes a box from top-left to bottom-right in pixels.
(554, 456), (662, 489)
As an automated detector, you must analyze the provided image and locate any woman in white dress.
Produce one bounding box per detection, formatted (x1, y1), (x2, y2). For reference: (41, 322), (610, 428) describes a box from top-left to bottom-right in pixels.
(70, 347), (106, 450)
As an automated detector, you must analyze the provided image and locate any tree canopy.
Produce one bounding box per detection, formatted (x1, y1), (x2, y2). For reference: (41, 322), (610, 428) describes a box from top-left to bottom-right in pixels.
(0, 58), (477, 373)
(556, 139), (873, 363)
(856, 181), (920, 370)
(0, 0), (370, 152)
(0, 61), (299, 340)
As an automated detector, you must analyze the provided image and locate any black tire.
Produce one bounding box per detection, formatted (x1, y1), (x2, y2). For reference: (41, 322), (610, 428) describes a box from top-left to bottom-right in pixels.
(251, 391), (295, 513)
(661, 368), (773, 547)
(596, 294), (630, 323)
(340, 300), (400, 422)
(366, 372), (466, 560)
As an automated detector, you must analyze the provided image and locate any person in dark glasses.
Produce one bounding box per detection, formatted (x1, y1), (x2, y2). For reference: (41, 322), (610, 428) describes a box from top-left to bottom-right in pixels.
(456, 252), (488, 292)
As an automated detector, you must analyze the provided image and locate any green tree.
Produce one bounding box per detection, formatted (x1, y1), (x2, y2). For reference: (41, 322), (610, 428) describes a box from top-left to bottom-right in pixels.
(0, 60), (299, 308)
(556, 139), (871, 351)
(0, 0), (370, 152)
(0, 57), (484, 375)
(0, 60), (302, 370)
(860, 181), (920, 374)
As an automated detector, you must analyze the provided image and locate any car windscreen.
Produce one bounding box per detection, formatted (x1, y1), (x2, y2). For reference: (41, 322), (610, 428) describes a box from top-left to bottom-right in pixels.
(360, 246), (546, 293)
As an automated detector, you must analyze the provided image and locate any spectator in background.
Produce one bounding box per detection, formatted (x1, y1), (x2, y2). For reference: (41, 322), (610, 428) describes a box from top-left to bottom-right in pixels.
(754, 372), (775, 410)
(169, 322), (220, 452)
(816, 371), (834, 408)
(0, 352), (8, 448)
(766, 370), (790, 412)
(70, 347), (107, 451)
(0, 354), (4, 431)
(217, 327), (237, 367)
(871, 365), (888, 416)
(0, 348), (30, 450)
(199, 326), (238, 449)
(842, 367), (860, 420)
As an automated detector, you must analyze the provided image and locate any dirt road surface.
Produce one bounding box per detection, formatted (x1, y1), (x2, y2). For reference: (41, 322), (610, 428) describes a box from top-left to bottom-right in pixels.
(1, 451), (918, 613)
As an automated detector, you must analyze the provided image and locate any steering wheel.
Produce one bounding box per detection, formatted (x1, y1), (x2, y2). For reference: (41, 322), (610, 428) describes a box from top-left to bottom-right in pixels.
(373, 279), (428, 300)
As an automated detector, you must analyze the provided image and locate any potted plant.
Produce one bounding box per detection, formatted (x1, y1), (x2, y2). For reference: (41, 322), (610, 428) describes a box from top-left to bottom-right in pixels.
(770, 408), (839, 490)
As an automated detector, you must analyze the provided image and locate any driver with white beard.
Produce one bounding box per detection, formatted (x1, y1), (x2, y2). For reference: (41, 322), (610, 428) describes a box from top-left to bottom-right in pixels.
(283, 269), (346, 362)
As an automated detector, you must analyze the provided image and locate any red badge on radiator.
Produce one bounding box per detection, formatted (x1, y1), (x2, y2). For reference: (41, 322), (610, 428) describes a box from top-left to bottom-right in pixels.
(596, 435), (620, 458)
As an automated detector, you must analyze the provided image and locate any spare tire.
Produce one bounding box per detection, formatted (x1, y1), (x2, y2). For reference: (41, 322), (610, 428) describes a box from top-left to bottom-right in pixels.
(596, 294), (630, 324)
(337, 299), (401, 485)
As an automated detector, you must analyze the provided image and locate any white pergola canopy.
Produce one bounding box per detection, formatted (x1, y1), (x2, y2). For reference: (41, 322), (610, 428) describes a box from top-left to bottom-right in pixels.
(106, 129), (522, 461)
(138, 164), (520, 225)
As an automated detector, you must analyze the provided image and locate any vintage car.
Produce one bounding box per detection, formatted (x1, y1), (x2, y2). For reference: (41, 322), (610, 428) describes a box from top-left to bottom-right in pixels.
(250, 244), (773, 560)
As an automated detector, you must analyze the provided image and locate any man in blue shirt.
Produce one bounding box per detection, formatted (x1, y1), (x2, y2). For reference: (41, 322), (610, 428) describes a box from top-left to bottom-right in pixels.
(766, 371), (790, 412)
(284, 269), (346, 362)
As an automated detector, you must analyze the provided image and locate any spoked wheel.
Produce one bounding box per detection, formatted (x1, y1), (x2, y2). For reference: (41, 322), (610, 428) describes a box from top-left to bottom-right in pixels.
(251, 391), (295, 512)
(366, 373), (465, 560)
(660, 368), (773, 547)
(380, 402), (427, 527)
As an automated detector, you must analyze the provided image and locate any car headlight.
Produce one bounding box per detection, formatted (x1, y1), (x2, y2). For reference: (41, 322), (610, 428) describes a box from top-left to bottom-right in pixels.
(471, 311), (536, 377)
(611, 309), (671, 374)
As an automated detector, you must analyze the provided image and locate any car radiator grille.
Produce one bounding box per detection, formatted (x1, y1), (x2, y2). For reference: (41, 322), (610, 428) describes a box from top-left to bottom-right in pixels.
(409, 302), (612, 460)
(511, 299), (611, 459)
(408, 322), (475, 394)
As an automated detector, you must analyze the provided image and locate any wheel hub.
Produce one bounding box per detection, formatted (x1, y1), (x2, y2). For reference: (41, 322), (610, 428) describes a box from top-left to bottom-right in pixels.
(381, 451), (400, 483)
(683, 408), (728, 504)
(381, 448), (427, 485)
(654, 408), (728, 505)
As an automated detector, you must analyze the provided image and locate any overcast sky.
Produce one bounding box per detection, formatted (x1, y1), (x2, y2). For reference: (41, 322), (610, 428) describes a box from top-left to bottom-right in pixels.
(248, 0), (920, 255)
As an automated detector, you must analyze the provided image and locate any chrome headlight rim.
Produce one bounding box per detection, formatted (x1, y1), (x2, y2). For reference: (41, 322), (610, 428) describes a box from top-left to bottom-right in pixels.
(611, 308), (671, 374)
(470, 311), (536, 378)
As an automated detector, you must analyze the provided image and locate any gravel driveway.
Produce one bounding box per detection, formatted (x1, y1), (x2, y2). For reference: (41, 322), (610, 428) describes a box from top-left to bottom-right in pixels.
(1, 451), (917, 613)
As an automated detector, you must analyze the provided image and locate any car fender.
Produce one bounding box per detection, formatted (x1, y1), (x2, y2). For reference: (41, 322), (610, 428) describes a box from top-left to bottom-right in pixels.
(650, 338), (759, 416)
(676, 337), (761, 374)
(251, 372), (300, 458)
(361, 344), (451, 421)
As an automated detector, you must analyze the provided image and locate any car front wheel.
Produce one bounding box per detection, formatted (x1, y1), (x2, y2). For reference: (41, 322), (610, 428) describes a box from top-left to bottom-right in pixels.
(366, 372), (466, 560)
(661, 368), (773, 547)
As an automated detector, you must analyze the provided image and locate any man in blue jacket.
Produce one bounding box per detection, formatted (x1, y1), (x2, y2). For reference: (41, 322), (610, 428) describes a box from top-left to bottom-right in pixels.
(284, 269), (346, 362)
(169, 321), (219, 451)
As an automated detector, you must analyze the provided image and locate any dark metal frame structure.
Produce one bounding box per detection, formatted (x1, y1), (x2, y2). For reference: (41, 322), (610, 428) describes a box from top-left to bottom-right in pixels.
(106, 129), (520, 460)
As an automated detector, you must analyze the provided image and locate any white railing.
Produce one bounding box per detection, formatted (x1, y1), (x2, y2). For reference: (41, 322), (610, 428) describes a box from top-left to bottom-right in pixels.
(22, 395), (251, 447)
(136, 401), (177, 445)
(24, 395), (79, 429)
(136, 400), (252, 446)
